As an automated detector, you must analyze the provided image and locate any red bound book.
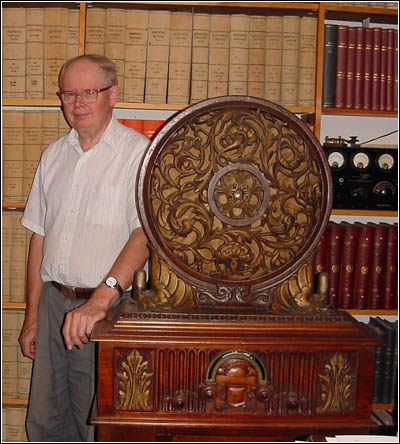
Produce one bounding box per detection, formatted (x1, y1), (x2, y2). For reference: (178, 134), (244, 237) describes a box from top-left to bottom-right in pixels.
(363, 28), (373, 110)
(353, 223), (374, 309)
(379, 29), (388, 111)
(371, 27), (382, 111)
(367, 223), (388, 309)
(345, 27), (357, 109)
(326, 222), (343, 309)
(393, 29), (398, 112)
(338, 222), (360, 309)
(335, 26), (348, 109)
(314, 226), (329, 276)
(386, 28), (395, 111)
(354, 27), (365, 110)
(119, 119), (144, 133)
(382, 223), (398, 309)
(142, 120), (165, 140)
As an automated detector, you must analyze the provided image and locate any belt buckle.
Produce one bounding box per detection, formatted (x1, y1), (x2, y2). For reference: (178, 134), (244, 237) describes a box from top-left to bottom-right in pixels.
(64, 286), (77, 300)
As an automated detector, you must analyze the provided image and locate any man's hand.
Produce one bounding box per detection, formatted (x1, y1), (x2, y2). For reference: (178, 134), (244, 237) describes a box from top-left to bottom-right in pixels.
(62, 290), (112, 350)
(19, 318), (37, 360)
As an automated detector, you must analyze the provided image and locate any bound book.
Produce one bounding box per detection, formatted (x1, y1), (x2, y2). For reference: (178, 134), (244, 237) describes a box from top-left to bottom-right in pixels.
(367, 223), (388, 309)
(394, 29), (398, 112)
(385, 28), (395, 111)
(370, 317), (396, 404)
(363, 28), (373, 110)
(335, 25), (348, 109)
(354, 27), (365, 110)
(326, 222), (343, 309)
(345, 27), (357, 109)
(280, 15), (300, 107)
(367, 318), (386, 404)
(353, 223), (374, 309)
(379, 29), (388, 111)
(371, 27), (382, 111)
(322, 24), (338, 107)
(264, 16), (283, 103)
(338, 222), (359, 309)
(382, 223), (398, 309)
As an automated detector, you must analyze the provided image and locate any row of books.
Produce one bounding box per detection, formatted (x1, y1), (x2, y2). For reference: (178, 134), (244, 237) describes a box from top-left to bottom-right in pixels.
(322, 24), (398, 111)
(365, 317), (398, 405)
(3, 211), (31, 303)
(3, 309), (33, 400)
(3, 7), (80, 100)
(3, 7), (318, 107)
(314, 221), (398, 310)
(3, 110), (70, 203)
(2, 405), (28, 442)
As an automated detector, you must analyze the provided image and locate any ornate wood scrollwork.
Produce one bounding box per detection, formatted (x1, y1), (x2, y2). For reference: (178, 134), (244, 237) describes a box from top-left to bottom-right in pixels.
(136, 97), (332, 312)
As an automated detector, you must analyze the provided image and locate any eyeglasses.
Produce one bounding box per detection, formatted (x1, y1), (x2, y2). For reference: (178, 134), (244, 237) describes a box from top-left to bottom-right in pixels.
(57, 85), (114, 104)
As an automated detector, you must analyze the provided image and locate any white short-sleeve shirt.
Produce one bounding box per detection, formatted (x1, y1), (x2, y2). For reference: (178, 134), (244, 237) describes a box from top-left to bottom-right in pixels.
(21, 116), (150, 288)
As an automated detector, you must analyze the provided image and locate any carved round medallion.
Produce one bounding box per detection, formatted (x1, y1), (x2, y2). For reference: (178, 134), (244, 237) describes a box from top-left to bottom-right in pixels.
(137, 96), (332, 293)
(208, 164), (270, 226)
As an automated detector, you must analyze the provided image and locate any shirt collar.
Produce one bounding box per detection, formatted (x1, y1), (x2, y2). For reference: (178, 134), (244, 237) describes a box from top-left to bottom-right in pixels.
(66, 115), (119, 153)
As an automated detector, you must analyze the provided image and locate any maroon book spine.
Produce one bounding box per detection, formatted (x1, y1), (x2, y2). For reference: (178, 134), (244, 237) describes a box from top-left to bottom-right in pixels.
(354, 27), (365, 110)
(371, 27), (382, 111)
(338, 222), (359, 309)
(394, 29), (398, 112)
(382, 223), (398, 309)
(345, 27), (357, 109)
(363, 28), (373, 110)
(353, 223), (374, 309)
(314, 228), (328, 276)
(327, 222), (343, 309)
(368, 223), (388, 309)
(386, 28), (394, 111)
(335, 25), (348, 109)
(379, 29), (388, 111)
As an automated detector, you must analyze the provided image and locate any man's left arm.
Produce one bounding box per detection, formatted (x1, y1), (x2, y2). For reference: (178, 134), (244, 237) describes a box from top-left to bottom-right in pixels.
(62, 227), (149, 350)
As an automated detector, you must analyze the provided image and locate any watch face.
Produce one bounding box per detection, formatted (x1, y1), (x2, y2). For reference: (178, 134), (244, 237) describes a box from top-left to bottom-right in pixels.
(106, 277), (117, 287)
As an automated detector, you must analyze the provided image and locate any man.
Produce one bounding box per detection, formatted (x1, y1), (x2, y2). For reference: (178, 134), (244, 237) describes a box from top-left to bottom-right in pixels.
(18, 55), (150, 441)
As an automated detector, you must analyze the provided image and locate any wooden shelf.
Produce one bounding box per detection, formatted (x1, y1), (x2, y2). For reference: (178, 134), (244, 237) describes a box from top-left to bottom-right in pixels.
(372, 403), (396, 411)
(322, 107), (398, 118)
(2, 398), (28, 405)
(342, 309), (398, 316)
(323, 3), (398, 25)
(331, 209), (398, 217)
(3, 302), (26, 309)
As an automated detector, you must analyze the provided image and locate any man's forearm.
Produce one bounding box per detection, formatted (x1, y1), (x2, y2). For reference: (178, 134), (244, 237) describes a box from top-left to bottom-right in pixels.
(25, 233), (45, 321)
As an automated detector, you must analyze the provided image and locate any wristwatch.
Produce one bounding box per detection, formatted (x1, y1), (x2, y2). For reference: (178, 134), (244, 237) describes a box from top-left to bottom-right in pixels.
(103, 276), (124, 297)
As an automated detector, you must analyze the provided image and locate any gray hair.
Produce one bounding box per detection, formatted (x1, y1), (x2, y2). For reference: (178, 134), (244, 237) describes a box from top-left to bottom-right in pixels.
(58, 54), (118, 89)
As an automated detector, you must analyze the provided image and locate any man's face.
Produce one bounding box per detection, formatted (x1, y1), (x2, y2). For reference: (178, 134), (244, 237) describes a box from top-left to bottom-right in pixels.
(60, 59), (119, 137)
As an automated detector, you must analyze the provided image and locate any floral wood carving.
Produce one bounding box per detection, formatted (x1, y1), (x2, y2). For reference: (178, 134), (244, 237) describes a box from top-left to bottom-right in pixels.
(317, 352), (356, 414)
(116, 349), (153, 411)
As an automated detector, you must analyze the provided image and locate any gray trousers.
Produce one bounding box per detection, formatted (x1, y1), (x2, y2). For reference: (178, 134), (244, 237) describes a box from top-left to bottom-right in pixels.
(26, 282), (96, 442)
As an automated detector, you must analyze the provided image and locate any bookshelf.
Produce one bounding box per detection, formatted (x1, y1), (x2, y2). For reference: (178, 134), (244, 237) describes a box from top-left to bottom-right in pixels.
(1, 1), (398, 434)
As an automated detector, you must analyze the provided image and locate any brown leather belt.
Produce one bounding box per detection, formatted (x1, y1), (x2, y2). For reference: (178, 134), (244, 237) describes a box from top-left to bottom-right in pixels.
(51, 281), (94, 300)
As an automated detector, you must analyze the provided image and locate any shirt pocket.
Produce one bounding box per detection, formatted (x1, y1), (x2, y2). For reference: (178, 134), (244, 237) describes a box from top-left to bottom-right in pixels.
(84, 184), (125, 228)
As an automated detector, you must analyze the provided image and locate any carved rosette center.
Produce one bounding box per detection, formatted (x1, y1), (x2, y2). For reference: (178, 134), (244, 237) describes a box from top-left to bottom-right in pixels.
(208, 164), (270, 227)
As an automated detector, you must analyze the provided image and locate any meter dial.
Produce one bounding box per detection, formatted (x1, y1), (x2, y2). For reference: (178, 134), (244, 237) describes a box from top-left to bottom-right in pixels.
(376, 153), (395, 171)
(327, 151), (345, 170)
(351, 152), (370, 170)
(373, 181), (396, 198)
